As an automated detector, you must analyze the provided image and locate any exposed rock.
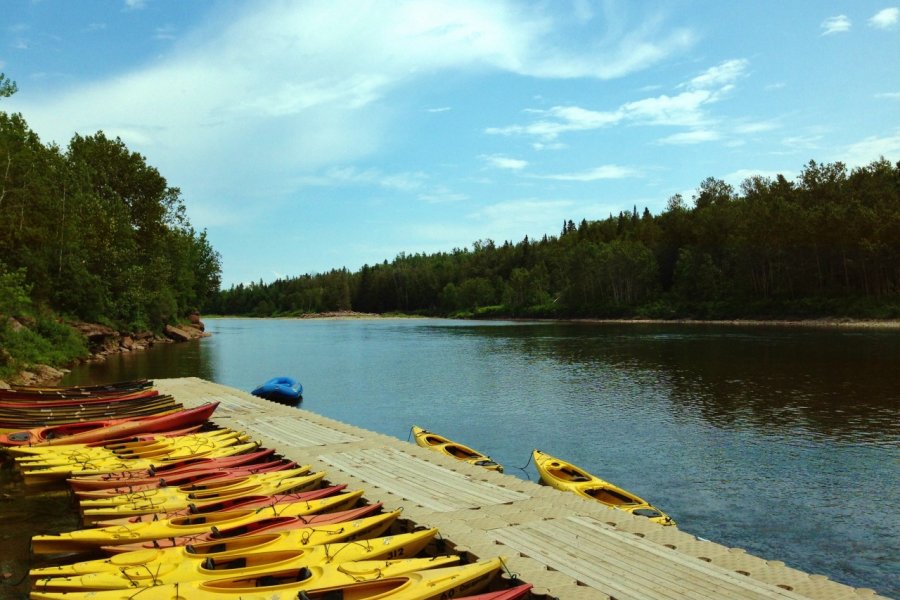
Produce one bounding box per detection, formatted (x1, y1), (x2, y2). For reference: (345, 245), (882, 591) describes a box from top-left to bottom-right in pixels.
(121, 335), (134, 350)
(6, 317), (25, 332)
(72, 322), (121, 354)
(164, 324), (193, 342)
(0, 380), (9, 390)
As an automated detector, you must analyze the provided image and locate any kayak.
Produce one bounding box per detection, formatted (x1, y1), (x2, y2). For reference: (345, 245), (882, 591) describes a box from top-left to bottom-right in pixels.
(79, 470), (325, 524)
(13, 428), (244, 461)
(21, 440), (261, 484)
(73, 458), (298, 498)
(31, 550), (457, 592)
(93, 484), (347, 525)
(0, 379), (152, 399)
(532, 449), (675, 526)
(411, 426), (503, 472)
(0, 402), (219, 447)
(67, 447), (279, 491)
(78, 466), (312, 506)
(31, 490), (366, 553)
(457, 583), (534, 600)
(28, 556), (494, 600)
(29, 527), (438, 582)
(103, 506), (398, 554)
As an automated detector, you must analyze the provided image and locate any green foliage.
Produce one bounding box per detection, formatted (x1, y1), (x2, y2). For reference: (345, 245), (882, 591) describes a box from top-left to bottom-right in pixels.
(0, 261), (31, 317)
(208, 157), (900, 321)
(0, 102), (221, 333)
(0, 313), (88, 379)
(0, 72), (16, 98)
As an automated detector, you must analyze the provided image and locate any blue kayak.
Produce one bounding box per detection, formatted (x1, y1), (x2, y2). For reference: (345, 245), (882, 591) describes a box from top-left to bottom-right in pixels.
(251, 376), (303, 405)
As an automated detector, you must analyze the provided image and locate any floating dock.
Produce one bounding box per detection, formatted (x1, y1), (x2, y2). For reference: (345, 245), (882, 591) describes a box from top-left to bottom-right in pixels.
(157, 377), (887, 600)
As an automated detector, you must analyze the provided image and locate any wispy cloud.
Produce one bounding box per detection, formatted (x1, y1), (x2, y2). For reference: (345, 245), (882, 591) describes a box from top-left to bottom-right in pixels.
(154, 25), (177, 41)
(842, 130), (900, 167)
(487, 59), (748, 142)
(123, 0), (147, 10)
(868, 7), (899, 29)
(821, 15), (851, 35)
(682, 58), (748, 91)
(535, 164), (640, 181)
(875, 91), (900, 100)
(658, 129), (721, 145)
(426, 106), (451, 113)
(482, 154), (528, 170)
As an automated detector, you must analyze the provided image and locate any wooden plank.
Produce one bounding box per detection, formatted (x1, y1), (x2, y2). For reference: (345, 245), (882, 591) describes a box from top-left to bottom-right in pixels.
(228, 415), (361, 447)
(491, 517), (814, 600)
(320, 447), (528, 511)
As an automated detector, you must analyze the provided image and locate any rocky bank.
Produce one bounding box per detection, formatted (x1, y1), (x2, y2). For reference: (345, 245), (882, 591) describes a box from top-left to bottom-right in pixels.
(0, 318), (209, 388)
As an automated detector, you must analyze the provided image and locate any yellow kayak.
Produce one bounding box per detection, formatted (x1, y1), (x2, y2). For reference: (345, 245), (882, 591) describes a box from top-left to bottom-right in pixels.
(411, 426), (503, 472)
(30, 557), (503, 600)
(20, 441), (260, 484)
(29, 553), (459, 593)
(29, 528), (438, 581)
(10, 428), (239, 458)
(104, 509), (402, 555)
(31, 489), (366, 554)
(532, 449), (675, 526)
(79, 470), (325, 524)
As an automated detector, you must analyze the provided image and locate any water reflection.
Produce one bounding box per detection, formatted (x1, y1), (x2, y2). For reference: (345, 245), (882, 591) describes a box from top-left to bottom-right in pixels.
(64, 338), (217, 385)
(432, 322), (900, 443)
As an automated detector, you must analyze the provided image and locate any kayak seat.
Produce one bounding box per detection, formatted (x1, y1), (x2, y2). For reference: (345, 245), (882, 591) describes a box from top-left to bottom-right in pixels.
(203, 556), (247, 570)
(257, 568), (310, 587)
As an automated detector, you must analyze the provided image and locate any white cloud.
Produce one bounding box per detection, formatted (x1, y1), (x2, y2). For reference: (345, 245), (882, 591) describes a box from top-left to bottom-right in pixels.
(482, 154), (528, 170)
(658, 129), (720, 145)
(426, 106), (451, 113)
(868, 7), (899, 29)
(821, 15), (851, 35)
(535, 165), (640, 181)
(875, 92), (900, 100)
(683, 58), (748, 91)
(124, 0), (147, 10)
(487, 59), (746, 142)
(842, 130), (900, 167)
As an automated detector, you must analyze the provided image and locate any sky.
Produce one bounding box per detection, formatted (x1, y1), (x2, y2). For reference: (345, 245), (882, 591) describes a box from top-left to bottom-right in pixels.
(2, 1), (899, 288)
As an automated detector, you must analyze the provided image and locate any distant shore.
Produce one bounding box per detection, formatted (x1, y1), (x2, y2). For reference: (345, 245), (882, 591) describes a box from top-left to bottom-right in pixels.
(206, 312), (900, 329)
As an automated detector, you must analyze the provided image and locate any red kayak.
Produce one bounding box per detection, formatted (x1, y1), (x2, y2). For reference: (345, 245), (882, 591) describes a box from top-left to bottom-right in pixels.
(95, 484), (349, 525)
(103, 503), (384, 553)
(5, 402), (220, 447)
(4, 378), (151, 394)
(0, 403), (183, 446)
(75, 459), (299, 498)
(457, 583), (534, 600)
(0, 388), (159, 408)
(67, 448), (278, 491)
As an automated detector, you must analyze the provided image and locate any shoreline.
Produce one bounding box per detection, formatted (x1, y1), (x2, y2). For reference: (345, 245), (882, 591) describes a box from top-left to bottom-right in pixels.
(206, 312), (900, 330)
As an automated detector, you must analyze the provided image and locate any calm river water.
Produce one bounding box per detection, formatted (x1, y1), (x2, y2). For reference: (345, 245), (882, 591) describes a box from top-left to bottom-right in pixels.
(4, 318), (898, 597)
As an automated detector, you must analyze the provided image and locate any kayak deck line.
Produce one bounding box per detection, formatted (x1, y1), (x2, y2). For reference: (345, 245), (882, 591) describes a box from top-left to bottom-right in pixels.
(155, 377), (888, 600)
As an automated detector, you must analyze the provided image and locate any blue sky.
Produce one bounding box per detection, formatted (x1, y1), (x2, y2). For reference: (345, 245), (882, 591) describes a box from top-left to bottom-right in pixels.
(2, 1), (898, 288)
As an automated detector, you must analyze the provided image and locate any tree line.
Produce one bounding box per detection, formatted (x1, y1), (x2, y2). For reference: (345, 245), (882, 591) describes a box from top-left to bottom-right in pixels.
(1, 74), (221, 335)
(209, 158), (900, 320)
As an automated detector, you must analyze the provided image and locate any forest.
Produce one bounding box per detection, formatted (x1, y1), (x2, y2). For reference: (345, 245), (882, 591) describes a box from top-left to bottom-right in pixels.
(209, 158), (900, 320)
(0, 73), (221, 377)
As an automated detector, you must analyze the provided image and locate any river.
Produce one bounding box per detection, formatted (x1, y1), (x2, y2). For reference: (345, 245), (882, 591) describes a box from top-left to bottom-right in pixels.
(4, 318), (898, 598)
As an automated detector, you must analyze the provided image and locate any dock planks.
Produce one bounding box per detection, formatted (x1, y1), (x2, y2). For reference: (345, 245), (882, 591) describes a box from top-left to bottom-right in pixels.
(155, 378), (887, 600)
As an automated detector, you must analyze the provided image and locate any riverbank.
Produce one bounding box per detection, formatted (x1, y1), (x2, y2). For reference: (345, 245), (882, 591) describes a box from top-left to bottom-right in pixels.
(565, 316), (900, 329)
(0, 320), (209, 388)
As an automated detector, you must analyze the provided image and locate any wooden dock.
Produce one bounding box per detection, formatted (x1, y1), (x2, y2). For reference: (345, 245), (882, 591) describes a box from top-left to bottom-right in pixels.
(156, 377), (887, 600)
